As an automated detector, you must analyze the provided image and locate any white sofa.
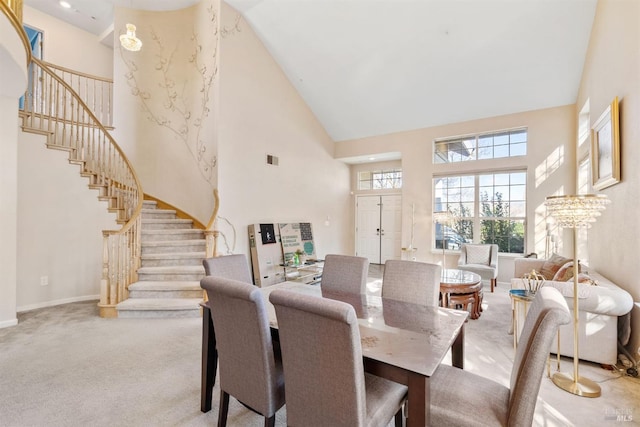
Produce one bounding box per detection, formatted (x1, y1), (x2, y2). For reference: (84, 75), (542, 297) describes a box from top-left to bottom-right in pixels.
(512, 258), (633, 365)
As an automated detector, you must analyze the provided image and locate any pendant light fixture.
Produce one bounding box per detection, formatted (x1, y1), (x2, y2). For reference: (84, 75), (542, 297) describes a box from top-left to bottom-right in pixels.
(120, 23), (142, 52)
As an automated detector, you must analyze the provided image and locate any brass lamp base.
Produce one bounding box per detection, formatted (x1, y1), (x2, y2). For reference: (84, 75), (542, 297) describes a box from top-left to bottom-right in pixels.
(552, 372), (601, 397)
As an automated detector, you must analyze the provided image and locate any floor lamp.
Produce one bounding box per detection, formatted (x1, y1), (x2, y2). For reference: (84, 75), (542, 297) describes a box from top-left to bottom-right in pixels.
(544, 194), (610, 397)
(433, 210), (453, 269)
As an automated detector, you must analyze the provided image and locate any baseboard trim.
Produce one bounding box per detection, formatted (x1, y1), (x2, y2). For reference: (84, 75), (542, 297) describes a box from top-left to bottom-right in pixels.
(17, 295), (100, 313)
(0, 318), (18, 329)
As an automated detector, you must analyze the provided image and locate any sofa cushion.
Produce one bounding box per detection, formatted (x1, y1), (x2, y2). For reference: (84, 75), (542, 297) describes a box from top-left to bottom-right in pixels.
(552, 261), (583, 281)
(466, 245), (491, 265)
(540, 253), (571, 280)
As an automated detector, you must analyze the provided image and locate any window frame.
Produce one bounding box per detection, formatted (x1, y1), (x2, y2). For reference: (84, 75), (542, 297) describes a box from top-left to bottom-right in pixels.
(433, 170), (527, 254)
(433, 128), (528, 164)
(357, 168), (403, 191)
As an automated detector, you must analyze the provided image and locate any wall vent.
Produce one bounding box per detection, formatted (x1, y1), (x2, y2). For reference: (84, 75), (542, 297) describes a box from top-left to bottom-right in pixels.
(266, 154), (279, 166)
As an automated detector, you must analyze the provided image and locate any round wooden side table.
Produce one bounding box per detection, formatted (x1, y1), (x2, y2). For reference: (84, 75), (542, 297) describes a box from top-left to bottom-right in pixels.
(440, 269), (483, 319)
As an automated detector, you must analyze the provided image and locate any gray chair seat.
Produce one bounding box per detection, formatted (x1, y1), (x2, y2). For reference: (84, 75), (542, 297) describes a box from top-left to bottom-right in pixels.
(427, 286), (570, 426)
(270, 289), (407, 427)
(364, 373), (409, 427)
(430, 365), (510, 426)
(202, 277), (285, 427)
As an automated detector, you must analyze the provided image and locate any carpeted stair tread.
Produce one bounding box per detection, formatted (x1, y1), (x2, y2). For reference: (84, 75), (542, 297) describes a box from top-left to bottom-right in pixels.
(142, 239), (205, 246)
(128, 281), (202, 291)
(137, 265), (205, 273)
(116, 298), (202, 311)
(141, 229), (204, 236)
(141, 252), (206, 260)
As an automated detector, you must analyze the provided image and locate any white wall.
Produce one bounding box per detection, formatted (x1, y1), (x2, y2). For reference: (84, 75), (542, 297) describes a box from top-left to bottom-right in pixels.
(22, 5), (113, 78)
(16, 132), (118, 311)
(219, 2), (352, 258)
(0, 96), (19, 327)
(112, 1), (218, 223)
(338, 105), (575, 275)
(576, 0), (640, 356)
(0, 11), (28, 327)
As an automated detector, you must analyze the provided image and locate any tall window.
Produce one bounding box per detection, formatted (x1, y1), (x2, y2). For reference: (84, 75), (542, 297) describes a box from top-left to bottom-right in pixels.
(434, 171), (526, 253)
(358, 169), (402, 190)
(434, 128), (527, 164)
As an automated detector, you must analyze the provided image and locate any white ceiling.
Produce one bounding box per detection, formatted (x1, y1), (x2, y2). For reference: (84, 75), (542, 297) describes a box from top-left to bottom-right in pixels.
(24, 0), (598, 145)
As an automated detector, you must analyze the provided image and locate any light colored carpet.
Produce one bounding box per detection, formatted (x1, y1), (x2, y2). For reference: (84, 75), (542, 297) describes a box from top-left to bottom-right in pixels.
(1, 280), (638, 426)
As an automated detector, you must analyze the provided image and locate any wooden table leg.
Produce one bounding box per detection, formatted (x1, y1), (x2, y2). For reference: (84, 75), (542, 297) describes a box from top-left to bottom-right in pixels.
(406, 373), (428, 427)
(452, 325), (465, 369)
(201, 304), (217, 413)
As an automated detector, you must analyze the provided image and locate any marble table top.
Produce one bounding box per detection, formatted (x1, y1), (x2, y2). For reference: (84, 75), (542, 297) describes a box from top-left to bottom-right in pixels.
(260, 281), (468, 377)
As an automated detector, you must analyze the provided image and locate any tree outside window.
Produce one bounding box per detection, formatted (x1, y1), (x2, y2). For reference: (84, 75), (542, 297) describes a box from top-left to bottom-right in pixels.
(434, 171), (526, 254)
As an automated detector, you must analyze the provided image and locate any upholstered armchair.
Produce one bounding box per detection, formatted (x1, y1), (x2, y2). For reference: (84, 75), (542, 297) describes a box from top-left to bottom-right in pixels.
(457, 244), (499, 292)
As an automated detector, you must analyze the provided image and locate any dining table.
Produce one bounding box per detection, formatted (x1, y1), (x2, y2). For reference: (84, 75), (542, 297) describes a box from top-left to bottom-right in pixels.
(201, 281), (468, 426)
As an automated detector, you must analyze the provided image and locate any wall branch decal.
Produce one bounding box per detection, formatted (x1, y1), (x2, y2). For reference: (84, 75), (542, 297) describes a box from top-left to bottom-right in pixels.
(119, 5), (231, 186)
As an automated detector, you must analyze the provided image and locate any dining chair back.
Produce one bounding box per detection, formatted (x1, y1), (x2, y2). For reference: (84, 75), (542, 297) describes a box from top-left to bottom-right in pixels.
(428, 286), (570, 426)
(269, 289), (407, 427)
(321, 254), (369, 294)
(201, 277), (285, 427)
(508, 286), (570, 423)
(202, 254), (253, 283)
(382, 260), (441, 306)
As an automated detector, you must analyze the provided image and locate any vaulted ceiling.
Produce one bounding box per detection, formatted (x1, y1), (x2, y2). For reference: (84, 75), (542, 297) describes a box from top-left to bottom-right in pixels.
(24, 0), (597, 142)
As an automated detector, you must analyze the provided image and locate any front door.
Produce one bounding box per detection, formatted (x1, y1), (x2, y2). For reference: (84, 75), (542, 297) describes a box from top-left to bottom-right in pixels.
(356, 195), (402, 264)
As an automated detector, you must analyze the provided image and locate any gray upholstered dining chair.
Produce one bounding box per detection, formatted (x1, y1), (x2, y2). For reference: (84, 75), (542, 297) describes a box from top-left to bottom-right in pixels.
(269, 289), (407, 427)
(202, 253), (253, 283)
(201, 277), (285, 427)
(428, 286), (571, 426)
(320, 254), (369, 294)
(382, 259), (441, 306)
(457, 243), (499, 292)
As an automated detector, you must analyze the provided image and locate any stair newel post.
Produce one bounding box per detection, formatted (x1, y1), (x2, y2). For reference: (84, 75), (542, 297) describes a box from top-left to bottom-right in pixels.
(100, 231), (109, 306)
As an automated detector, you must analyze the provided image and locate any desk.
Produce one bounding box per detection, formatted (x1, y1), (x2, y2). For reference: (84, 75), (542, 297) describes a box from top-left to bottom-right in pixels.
(440, 269), (483, 319)
(201, 282), (468, 426)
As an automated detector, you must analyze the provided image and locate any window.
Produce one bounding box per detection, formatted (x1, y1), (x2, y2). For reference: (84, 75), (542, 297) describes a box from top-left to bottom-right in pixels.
(358, 169), (402, 190)
(434, 128), (527, 163)
(434, 171), (526, 253)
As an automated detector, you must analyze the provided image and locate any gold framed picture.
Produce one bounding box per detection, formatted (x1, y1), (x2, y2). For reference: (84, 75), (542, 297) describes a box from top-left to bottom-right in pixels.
(591, 96), (620, 190)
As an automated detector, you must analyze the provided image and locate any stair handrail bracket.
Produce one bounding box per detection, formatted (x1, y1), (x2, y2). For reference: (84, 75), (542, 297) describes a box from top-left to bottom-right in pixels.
(20, 58), (143, 318)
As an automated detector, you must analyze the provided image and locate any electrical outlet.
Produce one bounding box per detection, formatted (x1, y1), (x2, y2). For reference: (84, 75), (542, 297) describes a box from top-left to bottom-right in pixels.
(40, 276), (48, 286)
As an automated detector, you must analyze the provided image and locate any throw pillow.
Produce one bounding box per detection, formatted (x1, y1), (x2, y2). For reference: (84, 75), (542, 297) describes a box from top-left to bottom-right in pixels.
(577, 273), (598, 286)
(552, 261), (583, 281)
(540, 253), (571, 280)
(466, 245), (491, 265)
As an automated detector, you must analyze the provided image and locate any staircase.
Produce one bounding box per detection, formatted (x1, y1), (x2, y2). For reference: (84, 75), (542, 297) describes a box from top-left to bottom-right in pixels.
(116, 200), (206, 318)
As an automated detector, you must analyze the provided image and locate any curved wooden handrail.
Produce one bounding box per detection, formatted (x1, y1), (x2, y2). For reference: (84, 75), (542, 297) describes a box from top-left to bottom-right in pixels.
(22, 58), (143, 317)
(204, 189), (220, 258)
(41, 60), (114, 127)
(144, 193), (206, 229)
(0, 0), (32, 66)
(206, 189), (220, 230)
(30, 57), (144, 221)
(42, 60), (113, 83)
